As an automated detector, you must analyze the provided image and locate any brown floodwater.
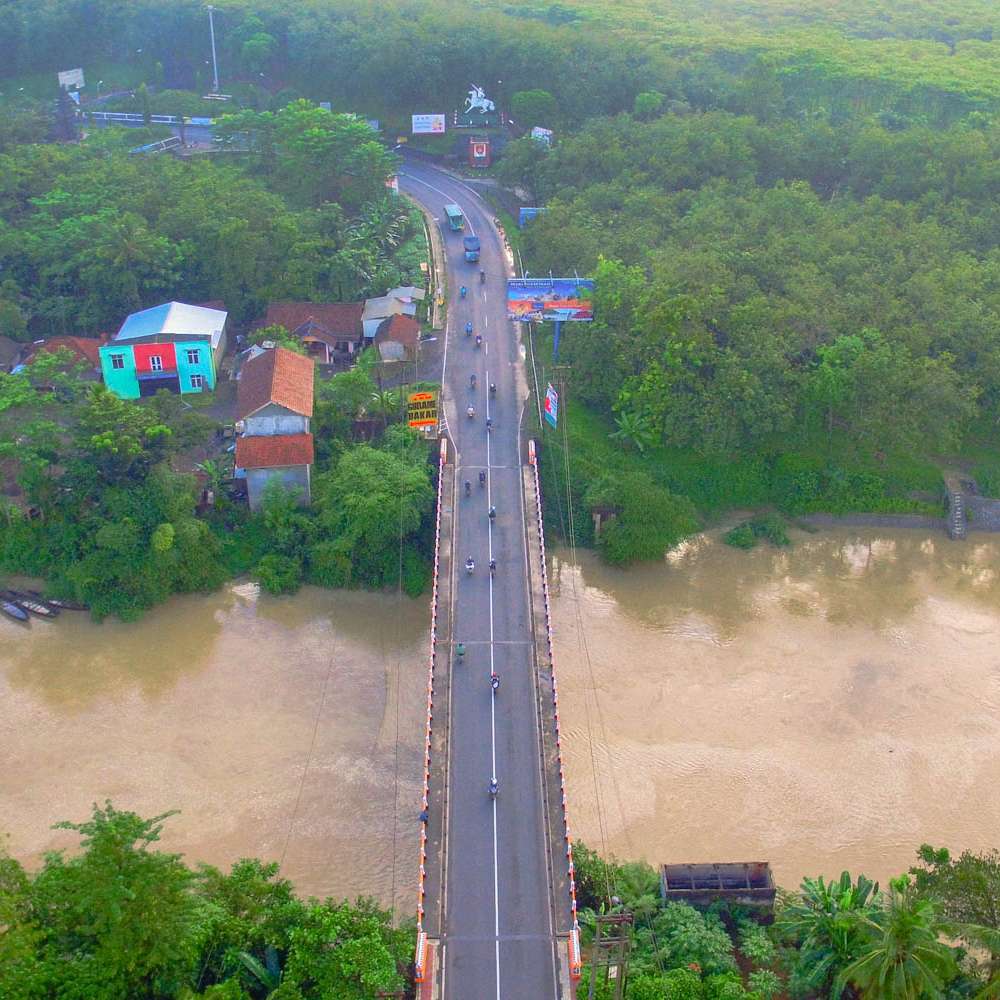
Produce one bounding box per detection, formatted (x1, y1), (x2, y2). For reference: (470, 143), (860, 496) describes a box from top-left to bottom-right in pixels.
(0, 582), (428, 911)
(550, 528), (1000, 890)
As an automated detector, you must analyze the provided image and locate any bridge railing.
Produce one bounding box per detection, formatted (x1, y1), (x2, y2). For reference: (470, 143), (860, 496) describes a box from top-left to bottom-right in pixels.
(414, 436), (448, 985)
(528, 440), (582, 982)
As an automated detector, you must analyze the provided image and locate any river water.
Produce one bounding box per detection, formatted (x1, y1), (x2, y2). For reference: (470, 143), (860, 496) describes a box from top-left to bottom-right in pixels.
(0, 582), (429, 910)
(3, 528), (998, 901)
(550, 528), (1000, 889)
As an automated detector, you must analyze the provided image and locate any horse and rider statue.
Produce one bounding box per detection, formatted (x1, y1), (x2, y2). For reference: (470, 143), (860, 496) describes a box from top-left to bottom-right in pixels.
(464, 85), (496, 115)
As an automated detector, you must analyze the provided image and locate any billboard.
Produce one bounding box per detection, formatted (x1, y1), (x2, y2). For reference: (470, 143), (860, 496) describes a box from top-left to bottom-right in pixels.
(412, 114), (446, 135)
(407, 391), (439, 429)
(518, 207), (546, 227)
(531, 126), (554, 146)
(506, 278), (595, 323)
(544, 384), (559, 428)
(57, 68), (85, 90)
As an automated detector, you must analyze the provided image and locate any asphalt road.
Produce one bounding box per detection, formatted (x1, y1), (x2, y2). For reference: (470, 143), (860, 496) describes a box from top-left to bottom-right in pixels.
(399, 160), (561, 1000)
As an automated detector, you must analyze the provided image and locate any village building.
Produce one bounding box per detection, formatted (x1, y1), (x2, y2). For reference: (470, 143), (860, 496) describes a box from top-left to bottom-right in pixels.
(374, 313), (421, 362)
(361, 285), (425, 341)
(255, 302), (365, 365)
(235, 347), (315, 511)
(23, 336), (105, 377)
(99, 301), (228, 399)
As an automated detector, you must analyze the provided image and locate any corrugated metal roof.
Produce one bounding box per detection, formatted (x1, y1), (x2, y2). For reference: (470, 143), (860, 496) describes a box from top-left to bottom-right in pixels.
(114, 302), (228, 347)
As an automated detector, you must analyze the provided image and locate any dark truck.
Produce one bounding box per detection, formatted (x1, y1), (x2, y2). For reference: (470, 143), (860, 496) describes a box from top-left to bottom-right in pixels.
(463, 235), (481, 262)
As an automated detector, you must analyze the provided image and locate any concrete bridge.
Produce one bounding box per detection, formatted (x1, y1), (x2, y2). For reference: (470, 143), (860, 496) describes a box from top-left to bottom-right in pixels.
(400, 159), (582, 998)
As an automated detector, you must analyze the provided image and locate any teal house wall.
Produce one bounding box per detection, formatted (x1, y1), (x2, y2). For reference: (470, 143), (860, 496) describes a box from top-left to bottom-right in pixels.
(99, 345), (140, 399)
(176, 340), (216, 392)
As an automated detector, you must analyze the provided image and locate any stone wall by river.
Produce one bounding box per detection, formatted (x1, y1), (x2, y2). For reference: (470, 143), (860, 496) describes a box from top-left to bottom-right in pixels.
(0, 583), (428, 910)
(550, 528), (1000, 889)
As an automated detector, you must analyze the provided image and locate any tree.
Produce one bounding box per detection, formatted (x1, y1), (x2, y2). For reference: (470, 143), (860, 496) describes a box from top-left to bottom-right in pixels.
(510, 88), (558, 128)
(248, 324), (306, 354)
(836, 876), (957, 1000)
(778, 871), (880, 999)
(30, 802), (203, 999)
(634, 91), (666, 119)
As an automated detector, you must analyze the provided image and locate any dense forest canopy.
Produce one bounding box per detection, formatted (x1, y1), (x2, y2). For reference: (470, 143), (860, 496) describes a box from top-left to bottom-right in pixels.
(4, 0), (1000, 124)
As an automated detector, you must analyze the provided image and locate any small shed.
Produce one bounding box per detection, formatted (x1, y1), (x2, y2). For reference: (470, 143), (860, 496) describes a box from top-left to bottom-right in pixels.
(660, 862), (776, 916)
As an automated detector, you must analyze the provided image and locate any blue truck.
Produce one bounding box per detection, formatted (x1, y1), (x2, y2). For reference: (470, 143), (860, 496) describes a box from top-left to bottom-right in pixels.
(463, 235), (481, 262)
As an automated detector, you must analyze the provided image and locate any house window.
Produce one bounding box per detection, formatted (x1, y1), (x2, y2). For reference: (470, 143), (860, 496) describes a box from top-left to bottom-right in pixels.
(186, 349), (200, 365)
(190, 374), (204, 389)
(110, 353), (125, 370)
(150, 355), (163, 372)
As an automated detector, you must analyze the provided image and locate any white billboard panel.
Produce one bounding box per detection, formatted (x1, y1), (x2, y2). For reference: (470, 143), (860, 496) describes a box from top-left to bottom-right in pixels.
(411, 113), (446, 135)
(57, 68), (85, 90)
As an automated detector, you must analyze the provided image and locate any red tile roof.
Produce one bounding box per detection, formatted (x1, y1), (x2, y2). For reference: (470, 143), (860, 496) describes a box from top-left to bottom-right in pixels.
(30, 336), (104, 368)
(375, 314), (420, 352)
(260, 301), (365, 340)
(237, 347), (315, 420)
(235, 433), (314, 469)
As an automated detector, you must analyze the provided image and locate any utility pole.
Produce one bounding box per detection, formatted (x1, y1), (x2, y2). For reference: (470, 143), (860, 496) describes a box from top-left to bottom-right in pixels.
(207, 5), (220, 94)
(587, 912), (634, 1000)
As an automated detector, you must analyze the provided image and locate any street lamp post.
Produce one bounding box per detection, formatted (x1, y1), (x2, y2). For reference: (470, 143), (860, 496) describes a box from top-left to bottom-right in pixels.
(207, 5), (220, 94)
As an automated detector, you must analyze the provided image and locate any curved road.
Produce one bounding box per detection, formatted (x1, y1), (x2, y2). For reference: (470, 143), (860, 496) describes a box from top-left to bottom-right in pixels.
(399, 159), (562, 1000)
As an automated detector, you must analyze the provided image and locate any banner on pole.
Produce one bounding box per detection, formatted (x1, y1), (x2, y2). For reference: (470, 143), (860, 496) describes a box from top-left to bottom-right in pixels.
(544, 384), (558, 428)
(57, 68), (85, 90)
(407, 390), (439, 428)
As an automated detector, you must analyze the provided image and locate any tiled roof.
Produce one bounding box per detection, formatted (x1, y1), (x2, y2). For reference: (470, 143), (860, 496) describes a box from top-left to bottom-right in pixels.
(30, 336), (104, 368)
(260, 301), (364, 339)
(235, 433), (314, 469)
(237, 347), (315, 420)
(375, 314), (420, 351)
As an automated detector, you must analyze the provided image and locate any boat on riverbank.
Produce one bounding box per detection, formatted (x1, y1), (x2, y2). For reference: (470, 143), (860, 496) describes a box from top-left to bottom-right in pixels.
(1, 591), (57, 620)
(0, 596), (30, 623)
(19, 591), (87, 612)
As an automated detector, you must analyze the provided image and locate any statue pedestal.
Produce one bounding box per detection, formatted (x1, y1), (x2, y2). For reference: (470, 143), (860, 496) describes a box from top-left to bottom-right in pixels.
(454, 109), (501, 128)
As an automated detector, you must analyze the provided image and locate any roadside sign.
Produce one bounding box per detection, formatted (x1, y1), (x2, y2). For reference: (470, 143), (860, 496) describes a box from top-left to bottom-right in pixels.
(544, 384), (558, 428)
(407, 390), (439, 428)
(412, 113), (446, 135)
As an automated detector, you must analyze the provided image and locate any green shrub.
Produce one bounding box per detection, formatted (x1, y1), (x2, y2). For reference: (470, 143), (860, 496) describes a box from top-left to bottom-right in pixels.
(723, 523), (756, 549)
(974, 462), (1000, 498)
(254, 554), (303, 595)
(587, 471), (699, 566)
(652, 902), (737, 975)
(747, 970), (782, 1000)
(750, 514), (789, 547)
(704, 972), (749, 1000)
(738, 921), (776, 967)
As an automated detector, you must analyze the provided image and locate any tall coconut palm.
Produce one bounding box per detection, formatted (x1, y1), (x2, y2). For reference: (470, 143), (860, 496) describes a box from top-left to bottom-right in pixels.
(836, 876), (957, 1000)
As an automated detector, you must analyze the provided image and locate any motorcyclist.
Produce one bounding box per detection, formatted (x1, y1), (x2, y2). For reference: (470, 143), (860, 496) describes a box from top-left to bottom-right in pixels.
(479, 471), (486, 487)
(465, 480), (471, 496)
(475, 335), (482, 348)
(489, 558), (496, 576)
(467, 405), (475, 419)
(489, 778), (499, 799)
(470, 373), (477, 389)
(488, 505), (496, 522)
(465, 321), (473, 336)
(457, 642), (466, 658)
(486, 417), (492, 432)
(490, 671), (499, 690)
(460, 285), (467, 298)
(480, 269), (486, 284)
(489, 383), (496, 396)
(465, 557), (475, 574)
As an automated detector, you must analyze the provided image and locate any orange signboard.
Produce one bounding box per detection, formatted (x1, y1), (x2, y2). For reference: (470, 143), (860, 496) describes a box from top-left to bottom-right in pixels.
(407, 391), (439, 428)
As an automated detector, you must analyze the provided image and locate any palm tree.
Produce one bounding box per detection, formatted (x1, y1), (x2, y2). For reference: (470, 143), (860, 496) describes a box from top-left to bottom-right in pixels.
(778, 871), (879, 999)
(836, 876), (957, 1000)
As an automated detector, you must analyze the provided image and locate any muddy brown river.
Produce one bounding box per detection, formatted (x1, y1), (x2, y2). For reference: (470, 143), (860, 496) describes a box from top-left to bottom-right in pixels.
(0, 582), (429, 911)
(550, 528), (1000, 889)
(2, 527), (999, 901)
